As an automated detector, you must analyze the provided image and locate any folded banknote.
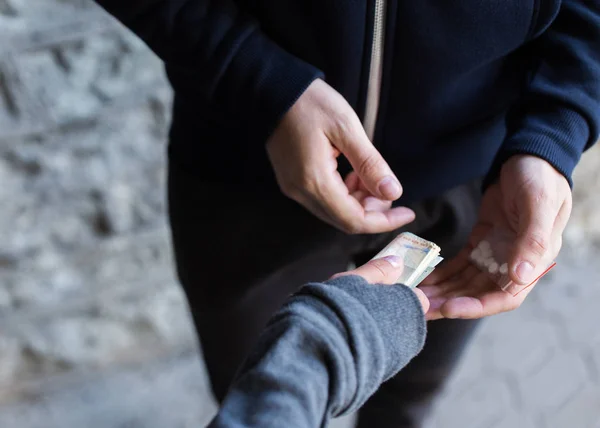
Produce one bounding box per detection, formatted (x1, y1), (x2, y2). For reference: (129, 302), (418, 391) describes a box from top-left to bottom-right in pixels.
(371, 232), (442, 288)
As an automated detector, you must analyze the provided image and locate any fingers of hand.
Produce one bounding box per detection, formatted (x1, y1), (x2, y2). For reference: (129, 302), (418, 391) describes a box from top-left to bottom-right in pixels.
(267, 80), (409, 234)
(362, 196), (393, 212)
(440, 286), (530, 319)
(294, 171), (416, 234)
(317, 171), (416, 233)
(347, 172), (396, 212)
(420, 219), (547, 320)
(511, 188), (561, 285)
(329, 113), (402, 201)
(440, 297), (484, 319)
(333, 256), (404, 285)
(349, 189), (393, 212)
(421, 247), (473, 286)
(334, 257), (430, 313)
(421, 267), (517, 319)
(503, 156), (572, 286)
(419, 264), (483, 320)
(360, 207), (416, 233)
(344, 171), (360, 193)
(438, 273), (538, 319)
(412, 288), (430, 313)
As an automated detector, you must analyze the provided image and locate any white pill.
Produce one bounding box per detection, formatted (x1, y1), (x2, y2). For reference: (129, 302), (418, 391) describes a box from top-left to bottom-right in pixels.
(478, 240), (491, 251)
(470, 248), (481, 262)
(483, 257), (494, 268)
(499, 263), (508, 275)
(488, 262), (499, 274)
(480, 247), (492, 259)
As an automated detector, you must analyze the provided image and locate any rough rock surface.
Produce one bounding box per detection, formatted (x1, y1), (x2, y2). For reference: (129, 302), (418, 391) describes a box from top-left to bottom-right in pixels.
(0, 0), (194, 390)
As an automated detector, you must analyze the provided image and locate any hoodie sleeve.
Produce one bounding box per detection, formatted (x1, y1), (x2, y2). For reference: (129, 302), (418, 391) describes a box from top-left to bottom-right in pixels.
(208, 275), (427, 428)
(94, 0), (323, 144)
(484, 0), (600, 189)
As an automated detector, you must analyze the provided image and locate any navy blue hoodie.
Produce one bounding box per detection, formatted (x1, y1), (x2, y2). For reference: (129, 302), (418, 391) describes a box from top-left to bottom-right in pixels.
(95, 0), (600, 202)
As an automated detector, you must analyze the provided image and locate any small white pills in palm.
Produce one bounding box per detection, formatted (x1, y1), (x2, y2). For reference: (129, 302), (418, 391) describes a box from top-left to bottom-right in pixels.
(478, 240), (492, 258)
(471, 241), (507, 276)
(469, 229), (523, 288)
(499, 263), (508, 275)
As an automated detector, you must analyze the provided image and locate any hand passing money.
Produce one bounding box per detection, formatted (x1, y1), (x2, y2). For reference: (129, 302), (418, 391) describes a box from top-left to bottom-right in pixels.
(373, 228), (556, 291)
(371, 232), (443, 288)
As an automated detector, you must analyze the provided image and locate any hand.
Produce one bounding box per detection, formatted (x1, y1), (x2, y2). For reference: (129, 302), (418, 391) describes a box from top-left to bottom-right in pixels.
(332, 256), (430, 312)
(266, 79), (415, 234)
(420, 155), (572, 319)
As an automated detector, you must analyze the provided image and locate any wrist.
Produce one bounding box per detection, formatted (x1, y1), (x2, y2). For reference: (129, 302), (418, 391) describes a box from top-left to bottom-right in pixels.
(501, 154), (569, 185)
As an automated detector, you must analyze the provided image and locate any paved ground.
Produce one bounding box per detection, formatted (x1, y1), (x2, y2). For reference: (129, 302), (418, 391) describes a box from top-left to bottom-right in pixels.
(1, 249), (598, 428)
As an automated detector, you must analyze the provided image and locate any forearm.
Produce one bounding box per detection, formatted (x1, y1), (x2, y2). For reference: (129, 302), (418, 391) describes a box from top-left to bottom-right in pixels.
(208, 276), (426, 428)
(94, 0), (322, 141)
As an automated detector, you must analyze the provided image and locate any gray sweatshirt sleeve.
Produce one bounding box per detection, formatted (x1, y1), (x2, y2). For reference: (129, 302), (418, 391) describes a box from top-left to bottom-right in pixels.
(207, 275), (427, 428)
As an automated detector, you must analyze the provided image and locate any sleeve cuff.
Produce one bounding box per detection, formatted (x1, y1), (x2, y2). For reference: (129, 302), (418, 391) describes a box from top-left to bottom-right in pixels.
(483, 107), (594, 191)
(322, 275), (427, 379)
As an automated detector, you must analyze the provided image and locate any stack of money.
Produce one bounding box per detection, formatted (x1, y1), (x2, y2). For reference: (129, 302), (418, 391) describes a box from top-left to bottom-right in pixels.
(371, 232), (442, 288)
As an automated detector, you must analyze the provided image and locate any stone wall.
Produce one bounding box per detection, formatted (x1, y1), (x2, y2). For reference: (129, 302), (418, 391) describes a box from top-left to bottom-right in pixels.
(0, 0), (197, 401)
(0, 0), (599, 404)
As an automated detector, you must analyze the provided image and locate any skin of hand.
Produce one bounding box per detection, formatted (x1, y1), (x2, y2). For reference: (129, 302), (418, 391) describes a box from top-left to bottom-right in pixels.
(420, 155), (572, 320)
(266, 78), (415, 234)
(332, 256), (430, 312)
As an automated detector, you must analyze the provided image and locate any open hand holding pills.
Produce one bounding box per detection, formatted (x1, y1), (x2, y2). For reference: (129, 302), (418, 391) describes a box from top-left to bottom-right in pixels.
(468, 226), (556, 296)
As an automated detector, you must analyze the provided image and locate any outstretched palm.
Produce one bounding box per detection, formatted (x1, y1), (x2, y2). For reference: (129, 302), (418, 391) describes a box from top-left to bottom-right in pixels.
(419, 155), (571, 320)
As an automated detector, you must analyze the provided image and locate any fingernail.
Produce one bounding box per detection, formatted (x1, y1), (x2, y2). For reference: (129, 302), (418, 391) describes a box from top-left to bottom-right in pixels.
(515, 261), (535, 284)
(383, 255), (402, 268)
(378, 176), (402, 199)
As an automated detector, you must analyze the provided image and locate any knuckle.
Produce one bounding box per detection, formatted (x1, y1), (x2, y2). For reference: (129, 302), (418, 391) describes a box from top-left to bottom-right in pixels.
(334, 111), (358, 136)
(297, 170), (318, 193)
(369, 260), (389, 278)
(525, 233), (549, 255)
(530, 187), (546, 203)
(528, 187), (554, 208)
(357, 153), (382, 180)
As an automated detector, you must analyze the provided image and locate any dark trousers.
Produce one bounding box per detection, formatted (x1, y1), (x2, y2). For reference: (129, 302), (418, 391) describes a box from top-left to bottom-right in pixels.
(168, 165), (483, 428)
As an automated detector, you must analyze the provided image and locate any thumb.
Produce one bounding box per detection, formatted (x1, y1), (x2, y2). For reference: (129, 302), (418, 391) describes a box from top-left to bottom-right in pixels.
(333, 118), (402, 201)
(332, 256), (404, 285)
(412, 288), (431, 314)
(510, 196), (556, 285)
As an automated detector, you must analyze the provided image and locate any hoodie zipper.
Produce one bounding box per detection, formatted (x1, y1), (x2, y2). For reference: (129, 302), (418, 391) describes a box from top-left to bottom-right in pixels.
(362, 0), (387, 141)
